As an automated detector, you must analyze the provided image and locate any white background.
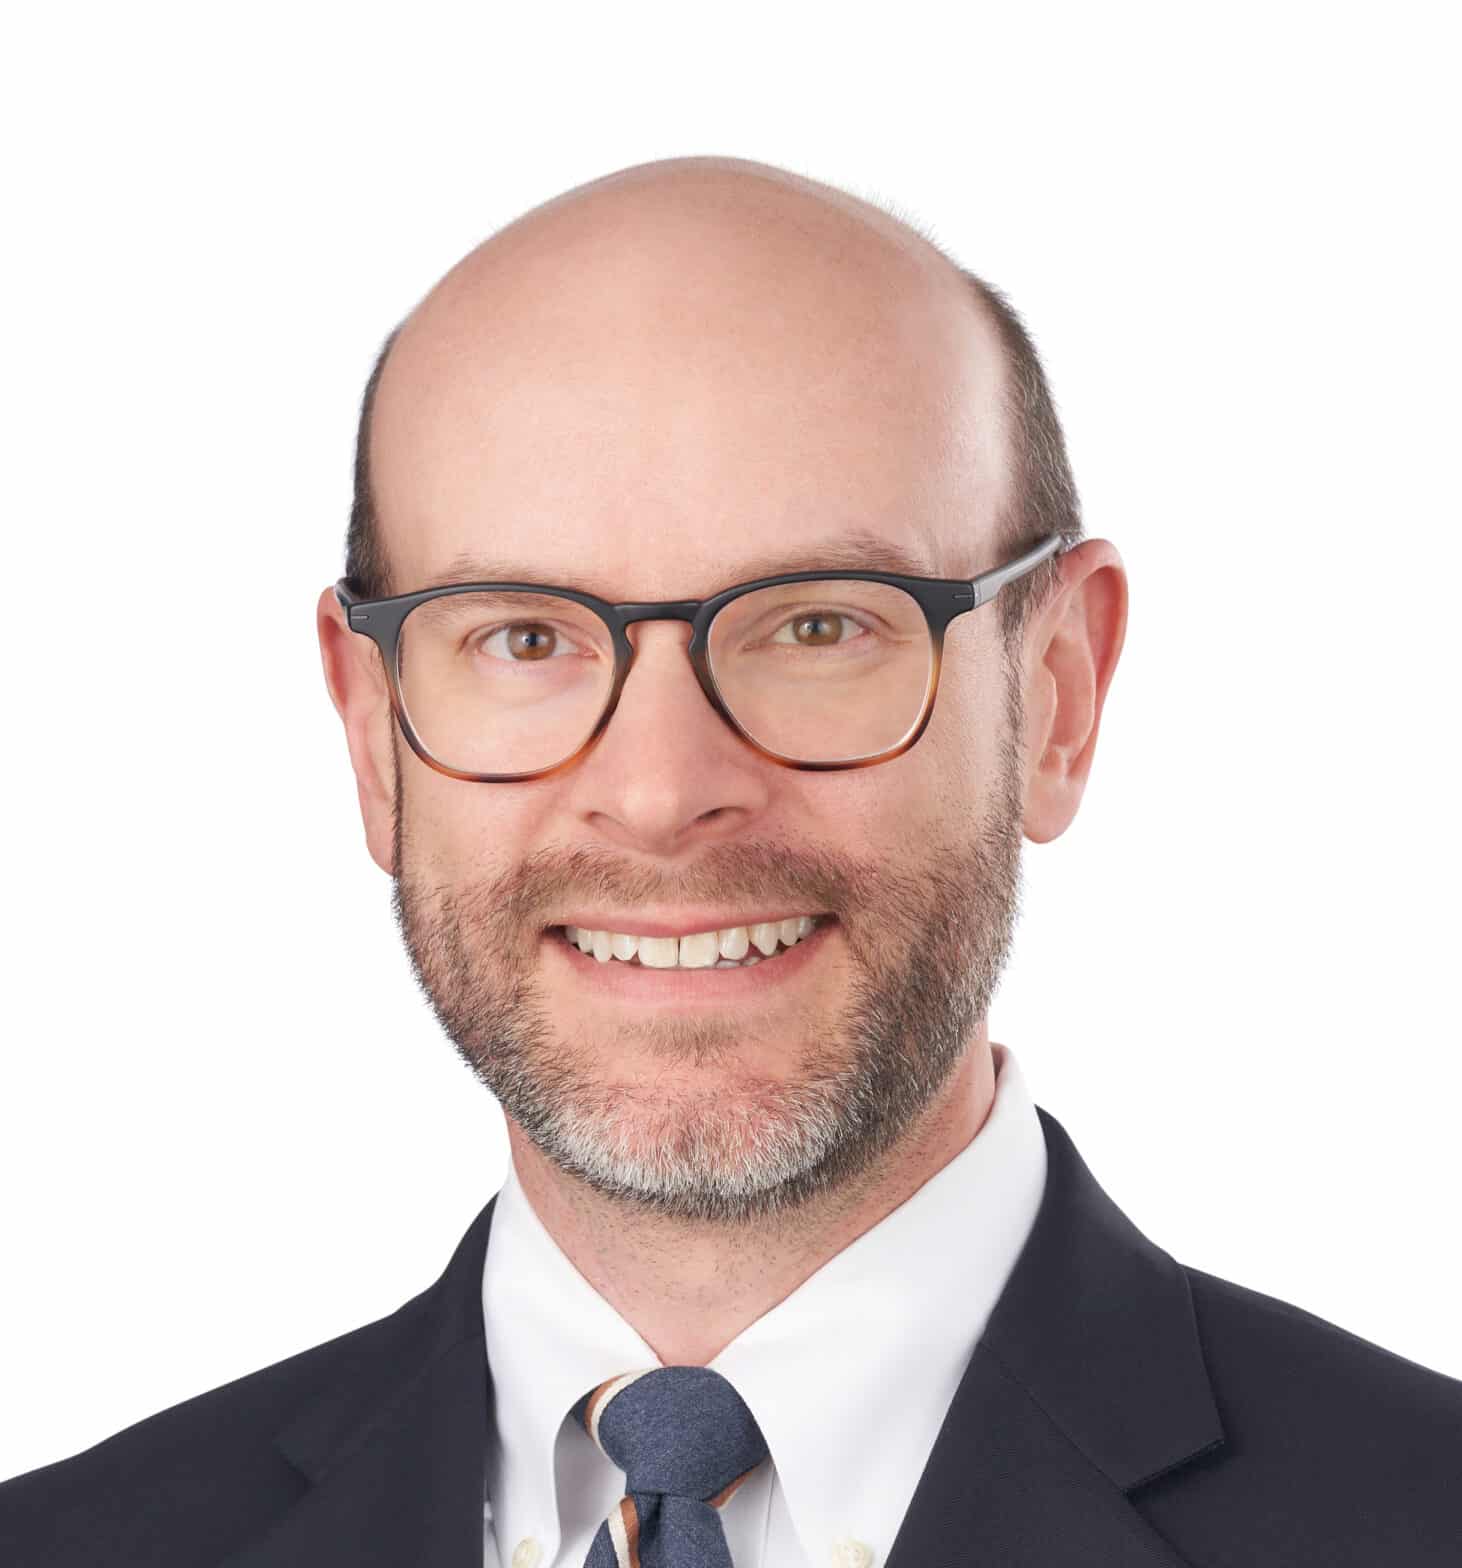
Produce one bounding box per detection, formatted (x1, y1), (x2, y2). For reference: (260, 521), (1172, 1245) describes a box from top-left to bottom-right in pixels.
(3, 1), (1458, 1482)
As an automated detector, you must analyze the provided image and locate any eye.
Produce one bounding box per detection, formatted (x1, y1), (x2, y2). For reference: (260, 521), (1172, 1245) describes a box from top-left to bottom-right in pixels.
(769, 609), (872, 648)
(476, 622), (578, 661)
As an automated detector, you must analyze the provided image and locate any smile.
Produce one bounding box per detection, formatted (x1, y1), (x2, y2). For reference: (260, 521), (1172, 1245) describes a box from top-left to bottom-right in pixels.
(544, 914), (837, 1005)
(557, 914), (827, 970)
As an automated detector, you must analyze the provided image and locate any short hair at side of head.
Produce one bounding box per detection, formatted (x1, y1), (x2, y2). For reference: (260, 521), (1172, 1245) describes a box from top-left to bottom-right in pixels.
(344, 324), (399, 605)
(343, 265), (1082, 658)
(956, 269), (1085, 652)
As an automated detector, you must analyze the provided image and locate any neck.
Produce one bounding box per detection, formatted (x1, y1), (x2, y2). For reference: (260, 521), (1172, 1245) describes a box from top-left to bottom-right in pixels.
(504, 1034), (998, 1367)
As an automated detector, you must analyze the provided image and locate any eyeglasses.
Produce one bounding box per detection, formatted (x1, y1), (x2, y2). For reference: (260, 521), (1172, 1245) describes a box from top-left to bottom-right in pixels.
(333, 532), (1070, 782)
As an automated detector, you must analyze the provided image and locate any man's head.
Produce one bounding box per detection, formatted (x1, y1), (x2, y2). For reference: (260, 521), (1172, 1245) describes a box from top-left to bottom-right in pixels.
(318, 156), (1126, 1227)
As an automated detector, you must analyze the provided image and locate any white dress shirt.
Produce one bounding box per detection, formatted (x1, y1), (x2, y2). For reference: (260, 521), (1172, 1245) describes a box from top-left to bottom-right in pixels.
(481, 1041), (1047, 1568)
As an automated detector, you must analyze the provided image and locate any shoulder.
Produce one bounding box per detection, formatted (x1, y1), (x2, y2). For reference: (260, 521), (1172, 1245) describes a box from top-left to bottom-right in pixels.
(1135, 1264), (1462, 1564)
(0, 1293), (432, 1567)
(1184, 1262), (1462, 1435)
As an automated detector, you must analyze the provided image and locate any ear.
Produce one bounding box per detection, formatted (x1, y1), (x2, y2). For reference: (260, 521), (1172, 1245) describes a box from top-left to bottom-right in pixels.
(1019, 539), (1129, 844)
(316, 585), (399, 875)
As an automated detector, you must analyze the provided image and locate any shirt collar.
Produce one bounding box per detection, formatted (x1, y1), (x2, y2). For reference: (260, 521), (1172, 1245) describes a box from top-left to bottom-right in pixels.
(482, 1041), (1047, 1563)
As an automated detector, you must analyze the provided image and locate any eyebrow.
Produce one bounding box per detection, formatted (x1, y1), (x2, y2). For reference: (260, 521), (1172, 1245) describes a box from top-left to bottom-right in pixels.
(421, 528), (946, 597)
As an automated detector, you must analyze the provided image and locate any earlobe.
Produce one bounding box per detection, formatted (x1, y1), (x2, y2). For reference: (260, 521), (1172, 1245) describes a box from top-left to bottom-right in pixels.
(316, 585), (399, 876)
(1019, 541), (1129, 845)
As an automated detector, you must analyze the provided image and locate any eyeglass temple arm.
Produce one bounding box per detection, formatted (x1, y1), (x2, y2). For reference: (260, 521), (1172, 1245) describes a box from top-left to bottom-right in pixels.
(968, 532), (1070, 608)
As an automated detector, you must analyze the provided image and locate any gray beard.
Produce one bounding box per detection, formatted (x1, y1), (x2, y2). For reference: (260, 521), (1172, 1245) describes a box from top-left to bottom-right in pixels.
(388, 684), (1027, 1228)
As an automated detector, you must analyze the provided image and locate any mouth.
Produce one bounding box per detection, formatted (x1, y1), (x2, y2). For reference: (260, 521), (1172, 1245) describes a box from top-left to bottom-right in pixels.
(551, 913), (832, 969)
(542, 914), (837, 1003)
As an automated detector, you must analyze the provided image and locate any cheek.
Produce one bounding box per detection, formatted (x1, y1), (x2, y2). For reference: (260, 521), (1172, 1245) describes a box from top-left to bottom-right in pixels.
(813, 749), (950, 860)
(401, 770), (529, 879)
(921, 651), (1001, 785)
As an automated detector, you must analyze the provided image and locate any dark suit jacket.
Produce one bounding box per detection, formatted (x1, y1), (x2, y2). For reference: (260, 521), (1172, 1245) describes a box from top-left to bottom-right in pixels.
(3, 1105), (1460, 1565)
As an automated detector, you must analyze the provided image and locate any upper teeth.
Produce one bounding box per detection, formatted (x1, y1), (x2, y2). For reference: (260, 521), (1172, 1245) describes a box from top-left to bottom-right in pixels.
(564, 915), (819, 968)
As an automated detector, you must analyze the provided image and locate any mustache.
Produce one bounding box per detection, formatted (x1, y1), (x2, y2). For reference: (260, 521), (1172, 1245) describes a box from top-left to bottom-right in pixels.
(467, 839), (869, 934)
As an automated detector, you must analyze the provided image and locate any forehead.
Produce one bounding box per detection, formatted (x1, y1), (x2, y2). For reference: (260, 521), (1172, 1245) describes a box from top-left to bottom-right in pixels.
(369, 185), (1010, 599)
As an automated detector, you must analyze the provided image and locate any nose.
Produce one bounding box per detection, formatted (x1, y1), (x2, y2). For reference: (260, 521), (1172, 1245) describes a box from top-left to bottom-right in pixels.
(558, 619), (772, 855)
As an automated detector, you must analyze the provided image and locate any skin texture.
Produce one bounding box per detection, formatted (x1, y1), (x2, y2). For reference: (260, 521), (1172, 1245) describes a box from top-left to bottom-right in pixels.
(318, 156), (1127, 1366)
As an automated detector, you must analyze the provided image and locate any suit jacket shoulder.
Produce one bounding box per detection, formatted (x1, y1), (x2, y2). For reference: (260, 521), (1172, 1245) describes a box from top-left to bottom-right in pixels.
(0, 1217), (491, 1568)
(1127, 1263), (1462, 1563)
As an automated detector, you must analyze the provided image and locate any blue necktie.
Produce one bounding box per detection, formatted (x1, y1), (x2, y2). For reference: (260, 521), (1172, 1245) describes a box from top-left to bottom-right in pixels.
(573, 1365), (770, 1567)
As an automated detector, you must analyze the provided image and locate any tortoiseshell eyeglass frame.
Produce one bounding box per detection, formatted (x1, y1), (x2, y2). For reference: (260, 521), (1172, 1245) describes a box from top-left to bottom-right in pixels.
(333, 531), (1072, 783)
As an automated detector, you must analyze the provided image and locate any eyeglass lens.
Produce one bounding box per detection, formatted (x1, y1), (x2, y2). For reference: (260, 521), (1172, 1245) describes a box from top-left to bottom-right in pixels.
(395, 581), (935, 774)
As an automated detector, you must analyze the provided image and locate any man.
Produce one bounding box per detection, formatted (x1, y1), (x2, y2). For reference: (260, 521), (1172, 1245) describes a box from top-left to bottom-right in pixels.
(3, 155), (1458, 1566)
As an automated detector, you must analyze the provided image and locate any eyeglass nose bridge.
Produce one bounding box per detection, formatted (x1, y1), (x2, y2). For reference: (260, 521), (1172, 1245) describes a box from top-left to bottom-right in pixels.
(594, 597), (748, 753)
(613, 599), (704, 627)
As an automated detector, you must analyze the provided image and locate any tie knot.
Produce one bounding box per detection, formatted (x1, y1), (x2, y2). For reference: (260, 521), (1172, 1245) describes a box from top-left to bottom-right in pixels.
(572, 1366), (769, 1502)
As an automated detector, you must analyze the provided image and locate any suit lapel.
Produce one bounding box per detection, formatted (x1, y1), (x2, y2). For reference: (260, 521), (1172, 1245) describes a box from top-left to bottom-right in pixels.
(220, 1198), (499, 1568)
(227, 1105), (1225, 1567)
(883, 1107), (1226, 1567)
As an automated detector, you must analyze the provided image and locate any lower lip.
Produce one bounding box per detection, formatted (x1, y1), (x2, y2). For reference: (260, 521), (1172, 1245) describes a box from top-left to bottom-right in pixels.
(542, 919), (836, 1005)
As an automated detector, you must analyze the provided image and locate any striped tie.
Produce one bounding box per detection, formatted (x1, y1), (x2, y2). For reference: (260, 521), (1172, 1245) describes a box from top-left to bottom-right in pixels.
(573, 1365), (770, 1567)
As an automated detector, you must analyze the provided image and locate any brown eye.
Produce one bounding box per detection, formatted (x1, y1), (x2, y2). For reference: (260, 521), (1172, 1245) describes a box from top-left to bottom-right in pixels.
(480, 623), (563, 661)
(772, 611), (865, 647)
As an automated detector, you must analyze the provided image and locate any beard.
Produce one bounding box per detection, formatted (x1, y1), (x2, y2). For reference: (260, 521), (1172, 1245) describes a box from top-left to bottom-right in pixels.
(389, 672), (1028, 1228)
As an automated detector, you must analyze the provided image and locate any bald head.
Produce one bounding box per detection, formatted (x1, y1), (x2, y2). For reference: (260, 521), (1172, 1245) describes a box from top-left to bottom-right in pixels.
(347, 156), (1079, 647)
